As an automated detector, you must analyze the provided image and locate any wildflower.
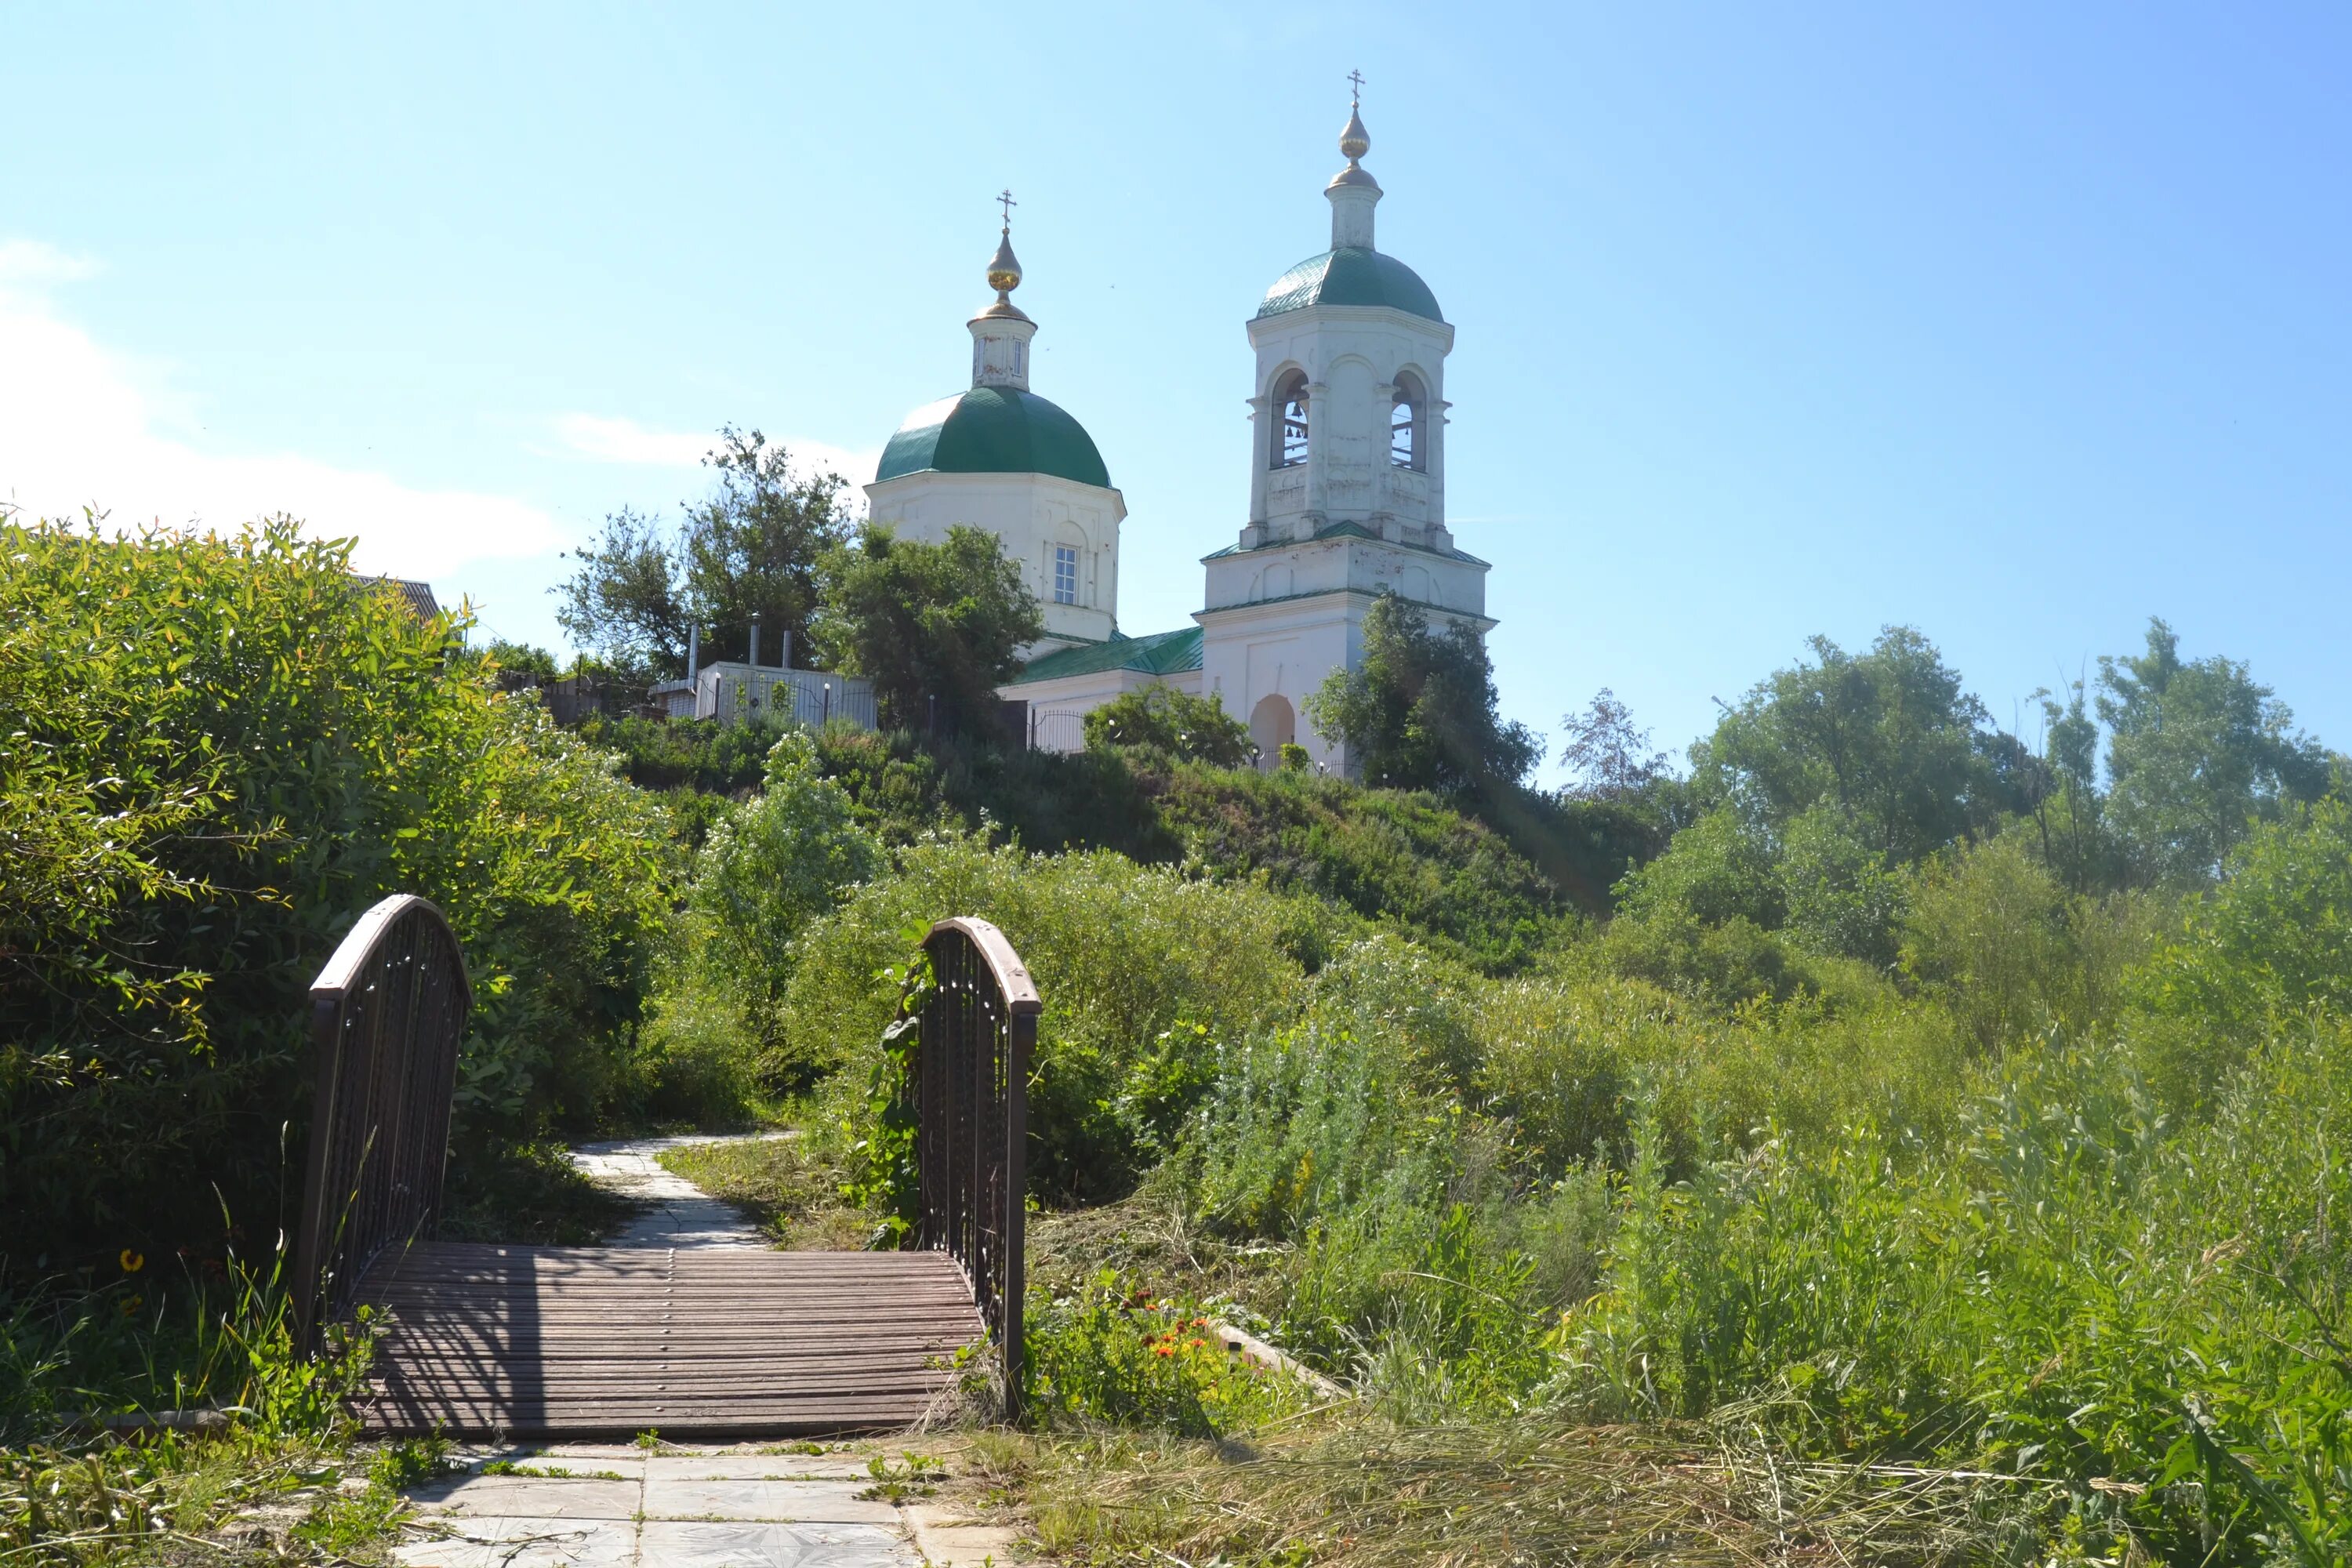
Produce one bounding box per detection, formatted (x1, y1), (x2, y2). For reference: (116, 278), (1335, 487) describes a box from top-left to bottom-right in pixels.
(1151, 1342), (1176, 1358)
(119, 1248), (144, 1273)
(118, 1294), (143, 1316)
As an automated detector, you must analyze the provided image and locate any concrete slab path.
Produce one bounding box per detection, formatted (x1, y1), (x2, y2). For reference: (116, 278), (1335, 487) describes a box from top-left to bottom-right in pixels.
(568, 1134), (790, 1249)
(394, 1444), (1024, 1568)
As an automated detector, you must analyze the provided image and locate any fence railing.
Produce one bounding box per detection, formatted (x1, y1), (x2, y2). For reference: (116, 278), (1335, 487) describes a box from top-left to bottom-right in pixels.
(913, 917), (1036, 1415)
(292, 895), (472, 1347)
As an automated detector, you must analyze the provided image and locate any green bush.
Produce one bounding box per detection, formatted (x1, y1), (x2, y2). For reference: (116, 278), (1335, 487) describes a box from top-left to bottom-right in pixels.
(0, 519), (676, 1262)
(1025, 1273), (1305, 1436)
(1554, 1025), (2352, 1562)
(1082, 686), (1252, 768)
(655, 731), (884, 1102)
(1142, 763), (1567, 972)
(797, 834), (1316, 1200)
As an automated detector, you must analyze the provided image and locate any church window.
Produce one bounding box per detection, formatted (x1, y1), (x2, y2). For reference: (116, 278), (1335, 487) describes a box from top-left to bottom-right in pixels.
(1391, 374), (1425, 470)
(1053, 545), (1078, 604)
(1272, 370), (1309, 468)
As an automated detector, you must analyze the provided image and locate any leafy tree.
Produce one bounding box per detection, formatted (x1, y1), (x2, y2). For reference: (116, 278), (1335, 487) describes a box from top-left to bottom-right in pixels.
(663, 731), (885, 1094)
(1084, 686), (1253, 768)
(0, 517), (676, 1261)
(1305, 592), (1540, 797)
(811, 523), (1044, 734)
(557, 428), (852, 677)
(2096, 617), (2332, 885)
(1697, 626), (2013, 863)
(1559, 688), (1671, 802)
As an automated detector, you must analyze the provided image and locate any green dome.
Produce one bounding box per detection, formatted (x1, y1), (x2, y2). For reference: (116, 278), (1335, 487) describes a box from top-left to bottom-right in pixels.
(1257, 247), (1444, 324)
(874, 386), (1112, 488)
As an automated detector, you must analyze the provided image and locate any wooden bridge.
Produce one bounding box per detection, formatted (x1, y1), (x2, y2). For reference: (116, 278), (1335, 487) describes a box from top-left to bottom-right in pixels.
(292, 898), (1033, 1437)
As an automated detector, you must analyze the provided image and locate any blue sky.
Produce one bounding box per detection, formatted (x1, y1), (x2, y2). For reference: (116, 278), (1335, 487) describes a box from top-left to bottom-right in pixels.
(5, 2), (2347, 782)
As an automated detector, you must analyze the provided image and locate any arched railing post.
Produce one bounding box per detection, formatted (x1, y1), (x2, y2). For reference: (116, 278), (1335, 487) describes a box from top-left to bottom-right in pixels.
(915, 917), (1037, 1419)
(292, 895), (472, 1349)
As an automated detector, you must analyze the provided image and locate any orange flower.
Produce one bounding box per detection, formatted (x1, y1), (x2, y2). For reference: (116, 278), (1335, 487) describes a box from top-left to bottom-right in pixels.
(119, 1249), (144, 1273)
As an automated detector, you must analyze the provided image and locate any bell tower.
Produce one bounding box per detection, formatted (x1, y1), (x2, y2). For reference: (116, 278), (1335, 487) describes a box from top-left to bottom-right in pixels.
(1196, 81), (1493, 772)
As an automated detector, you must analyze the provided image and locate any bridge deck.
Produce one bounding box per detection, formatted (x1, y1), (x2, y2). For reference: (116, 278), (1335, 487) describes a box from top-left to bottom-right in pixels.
(351, 1242), (982, 1437)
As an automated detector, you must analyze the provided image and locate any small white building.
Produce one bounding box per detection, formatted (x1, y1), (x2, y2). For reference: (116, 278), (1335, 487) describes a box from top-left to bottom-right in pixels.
(869, 92), (1492, 773)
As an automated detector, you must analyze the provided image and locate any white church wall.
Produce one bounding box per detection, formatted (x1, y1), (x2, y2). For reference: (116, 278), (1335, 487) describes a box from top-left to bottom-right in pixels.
(1000, 666), (1206, 754)
(866, 469), (1123, 644)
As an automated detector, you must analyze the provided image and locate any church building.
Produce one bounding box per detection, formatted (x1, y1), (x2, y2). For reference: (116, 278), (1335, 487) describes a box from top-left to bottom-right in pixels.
(865, 89), (1493, 771)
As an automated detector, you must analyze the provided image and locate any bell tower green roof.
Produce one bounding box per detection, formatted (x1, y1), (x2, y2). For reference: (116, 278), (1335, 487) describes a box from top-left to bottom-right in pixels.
(1258, 247), (1444, 324)
(874, 386), (1112, 489)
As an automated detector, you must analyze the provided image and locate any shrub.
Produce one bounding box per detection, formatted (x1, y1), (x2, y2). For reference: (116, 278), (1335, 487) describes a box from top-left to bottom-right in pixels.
(1025, 1272), (1305, 1436)
(660, 731), (884, 1098)
(1142, 764), (1566, 972)
(796, 834), (1316, 1200)
(0, 519), (676, 1262)
(1083, 686), (1252, 768)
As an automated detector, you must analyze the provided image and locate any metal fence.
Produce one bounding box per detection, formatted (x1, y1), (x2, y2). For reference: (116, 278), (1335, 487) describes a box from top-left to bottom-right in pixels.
(292, 895), (472, 1347)
(913, 917), (1036, 1415)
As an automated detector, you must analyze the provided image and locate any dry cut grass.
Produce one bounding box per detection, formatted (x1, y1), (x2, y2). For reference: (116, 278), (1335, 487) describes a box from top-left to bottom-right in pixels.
(975, 1411), (2061, 1567)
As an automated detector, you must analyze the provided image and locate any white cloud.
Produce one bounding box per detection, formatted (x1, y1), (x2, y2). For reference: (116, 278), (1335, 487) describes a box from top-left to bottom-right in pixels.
(0, 238), (100, 287)
(554, 412), (879, 487)
(0, 245), (564, 581)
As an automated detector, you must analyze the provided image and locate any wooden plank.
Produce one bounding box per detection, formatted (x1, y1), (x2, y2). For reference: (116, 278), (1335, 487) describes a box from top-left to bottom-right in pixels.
(350, 1240), (982, 1437)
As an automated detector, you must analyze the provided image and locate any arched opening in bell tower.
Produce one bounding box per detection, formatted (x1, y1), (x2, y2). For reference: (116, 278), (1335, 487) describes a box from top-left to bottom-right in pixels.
(1272, 370), (1311, 468)
(1390, 372), (1425, 470)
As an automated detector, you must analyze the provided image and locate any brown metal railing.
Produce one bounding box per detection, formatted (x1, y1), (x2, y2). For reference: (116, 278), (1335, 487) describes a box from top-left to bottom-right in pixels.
(291, 895), (472, 1347)
(913, 917), (1036, 1415)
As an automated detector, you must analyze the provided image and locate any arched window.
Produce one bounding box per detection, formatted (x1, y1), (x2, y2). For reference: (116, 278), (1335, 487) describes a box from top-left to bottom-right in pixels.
(1390, 373), (1425, 470)
(1272, 371), (1310, 469)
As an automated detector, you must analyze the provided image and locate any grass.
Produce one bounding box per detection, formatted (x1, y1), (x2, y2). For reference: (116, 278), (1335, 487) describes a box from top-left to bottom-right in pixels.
(653, 1134), (869, 1250)
(989, 1410), (2053, 1567)
(437, 1139), (644, 1246)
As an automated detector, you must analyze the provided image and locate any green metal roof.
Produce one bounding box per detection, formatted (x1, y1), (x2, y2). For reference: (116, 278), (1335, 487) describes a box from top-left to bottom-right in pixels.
(1201, 517), (1490, 567)
(1009, 626), (1203, 686)
(875, 386), (1112, 488)
(1258, 247), (1444, 324)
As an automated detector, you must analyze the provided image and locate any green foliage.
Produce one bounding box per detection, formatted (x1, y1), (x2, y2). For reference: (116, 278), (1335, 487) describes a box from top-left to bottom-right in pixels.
(1140, 762), (1567, 972)
(1305, 591), (1541, 797)
(813, 724), (1178, 862)
(0, 518), (677, 1261)
(1083, 684), (1253, 768)
(1900, 832), (2161, 1053)
(638, 731), (884, 1114)
(2099, 617), (2334, 886)
(437, 1139), (643, 1247)
(798, 833), (1313, 1200)
(1698, 625), (2020, 862)
(812, 523), (1044, 732)
(1555, 1026), (2352, 1563)
(558, 427), (855, 674)
(2125, 797), (2352, 1112)
(1026, 1273), (1307, 1436)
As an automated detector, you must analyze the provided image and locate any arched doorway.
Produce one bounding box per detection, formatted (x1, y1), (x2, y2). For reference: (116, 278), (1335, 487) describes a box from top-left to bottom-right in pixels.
(1250, 693), (1296, 765)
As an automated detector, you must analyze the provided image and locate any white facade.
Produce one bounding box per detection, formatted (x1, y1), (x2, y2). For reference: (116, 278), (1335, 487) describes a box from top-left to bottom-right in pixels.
(865, 225), (1127, 651)
(867, 469), (1123, 647)
(1192, 100), (1491, 774)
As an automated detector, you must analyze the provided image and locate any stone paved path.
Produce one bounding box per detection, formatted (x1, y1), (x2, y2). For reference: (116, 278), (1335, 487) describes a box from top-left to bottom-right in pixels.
(393, 1443), (1019, 1567)
(568, 1134), (791, 1249)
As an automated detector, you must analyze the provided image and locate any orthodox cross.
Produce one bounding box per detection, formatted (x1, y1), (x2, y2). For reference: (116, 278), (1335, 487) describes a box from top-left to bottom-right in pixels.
(1347, 68), (1365, 103)
(998, 188), (1018, 227)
